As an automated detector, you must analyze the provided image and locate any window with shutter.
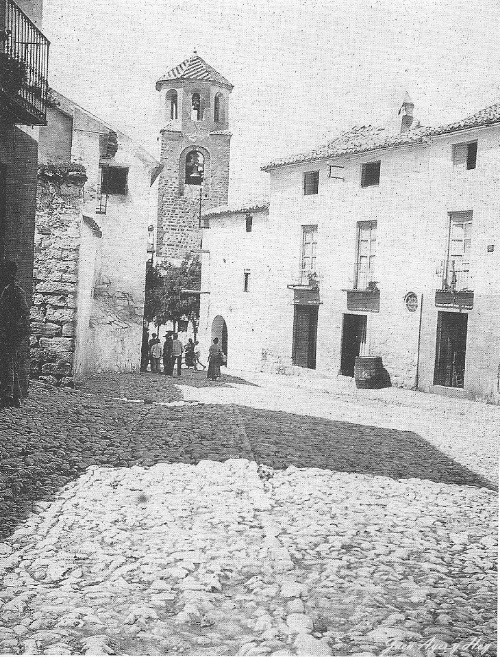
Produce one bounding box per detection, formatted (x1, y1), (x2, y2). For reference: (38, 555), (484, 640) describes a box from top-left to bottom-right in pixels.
(303, 171), (319, 195)
(452, 141), (477, 170)
(355, 221), (377, 289)
(300, 225), (318, 284)
(361, 161), (380, 187)
(446, 212), (473, 290)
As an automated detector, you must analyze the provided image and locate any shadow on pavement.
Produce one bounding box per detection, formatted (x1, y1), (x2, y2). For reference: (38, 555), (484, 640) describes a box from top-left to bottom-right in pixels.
(236, 405), (495, 491)
(0, 388), (494, 540)
(76, 370), (257, 402)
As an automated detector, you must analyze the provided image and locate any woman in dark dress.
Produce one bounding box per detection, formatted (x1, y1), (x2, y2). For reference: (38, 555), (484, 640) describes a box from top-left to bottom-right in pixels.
(207, 337), (222, 381)
(184, 338), (195, 368)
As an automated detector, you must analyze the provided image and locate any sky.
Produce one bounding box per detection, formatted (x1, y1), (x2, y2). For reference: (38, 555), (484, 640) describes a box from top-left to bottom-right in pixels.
(43, 0), (500, 202)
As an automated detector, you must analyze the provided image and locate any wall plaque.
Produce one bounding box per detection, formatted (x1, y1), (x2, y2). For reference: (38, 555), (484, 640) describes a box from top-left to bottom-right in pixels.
(404, 291), (418, 312)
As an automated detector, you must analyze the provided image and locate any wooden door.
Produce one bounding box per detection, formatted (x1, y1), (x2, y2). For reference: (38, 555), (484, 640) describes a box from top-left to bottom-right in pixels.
(434, 311), (468, 387)
(292, 305), (318, 369)
(340, 314), (367, 376)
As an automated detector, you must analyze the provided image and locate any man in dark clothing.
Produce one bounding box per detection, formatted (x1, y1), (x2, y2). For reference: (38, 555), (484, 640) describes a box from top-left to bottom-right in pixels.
(148, 333), (159, 372)
(163, 333), (174, 375)
(140, 328), (150, 372)
(0, 261), (29, 407)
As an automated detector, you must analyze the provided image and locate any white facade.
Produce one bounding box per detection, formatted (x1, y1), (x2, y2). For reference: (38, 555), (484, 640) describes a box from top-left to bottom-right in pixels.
(200, 107), (500, 403)
(36, 91), (162, 382)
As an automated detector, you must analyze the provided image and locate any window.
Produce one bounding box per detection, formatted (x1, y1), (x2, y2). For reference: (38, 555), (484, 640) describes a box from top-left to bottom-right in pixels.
(170, 92), (178, 120)
(214, 93), (223, 122)
(355, 221), (377, 289)
(245, 214), (253, 232)
(101, 166), (128, 195)
(303, 171), (319, 195)
(244, 271), (250, 292)
(452, 141), (477, 170)
(191, 93), (201, 121)
(185, 150), (204, 185)
(445, 212), (473, 290)
(361, 161), (380, 187)
(300, 225), (318, 284)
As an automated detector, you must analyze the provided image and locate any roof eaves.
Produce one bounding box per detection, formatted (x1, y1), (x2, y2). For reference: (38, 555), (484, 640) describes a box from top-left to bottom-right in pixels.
(202, 201), (270, 219)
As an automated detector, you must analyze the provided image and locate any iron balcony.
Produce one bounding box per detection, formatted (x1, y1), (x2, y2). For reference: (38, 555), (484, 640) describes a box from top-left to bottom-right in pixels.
(0, 0), (49, 125)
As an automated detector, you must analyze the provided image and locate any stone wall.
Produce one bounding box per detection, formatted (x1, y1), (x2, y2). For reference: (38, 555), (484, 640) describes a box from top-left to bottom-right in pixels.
(31, 165), (86, 386)
(157, 131), (231, 263)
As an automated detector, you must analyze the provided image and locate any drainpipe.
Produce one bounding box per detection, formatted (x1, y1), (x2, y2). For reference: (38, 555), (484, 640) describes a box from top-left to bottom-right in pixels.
(414, 293), (424, 390)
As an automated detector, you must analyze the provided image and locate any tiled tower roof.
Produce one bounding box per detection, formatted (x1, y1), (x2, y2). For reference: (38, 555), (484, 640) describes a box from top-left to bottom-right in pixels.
(156, 52), (234, 90)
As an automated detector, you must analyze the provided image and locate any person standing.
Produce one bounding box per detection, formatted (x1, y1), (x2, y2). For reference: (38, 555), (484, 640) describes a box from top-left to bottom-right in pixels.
(207, 337), (223, 381)
(140, 327), (150, 372)
(172, 333), (183, 376)
(0, 261), (30, 408)
(148, 333), (159, 372)
(150, 338), (162, 373)
(163, 333), (174, 375)
(184, 338), (195, 368)
(193, 341), (206, 371)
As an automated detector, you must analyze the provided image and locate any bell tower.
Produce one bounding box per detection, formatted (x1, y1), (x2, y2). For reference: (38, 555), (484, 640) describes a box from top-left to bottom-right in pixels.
(155, 51), (233, 263)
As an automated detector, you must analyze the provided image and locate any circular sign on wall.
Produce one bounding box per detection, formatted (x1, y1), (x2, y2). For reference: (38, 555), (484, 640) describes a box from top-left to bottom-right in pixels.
(404, 292), (418, 312)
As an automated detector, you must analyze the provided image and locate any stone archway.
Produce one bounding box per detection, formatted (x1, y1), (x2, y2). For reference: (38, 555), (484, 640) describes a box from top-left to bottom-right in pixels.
(211, 315), (228, 363)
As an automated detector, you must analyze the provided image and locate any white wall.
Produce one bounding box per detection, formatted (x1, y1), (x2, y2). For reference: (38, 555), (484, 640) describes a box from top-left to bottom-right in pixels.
(202, 123), (500, 401)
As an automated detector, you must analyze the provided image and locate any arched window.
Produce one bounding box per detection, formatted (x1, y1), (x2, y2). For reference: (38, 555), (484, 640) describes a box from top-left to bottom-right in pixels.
(185, 150), (204, 185)
(214, 93), (223, 122)
(191, 93), (201, 121)
(170, 91), (178, 120)
(166, 89), (178, 121)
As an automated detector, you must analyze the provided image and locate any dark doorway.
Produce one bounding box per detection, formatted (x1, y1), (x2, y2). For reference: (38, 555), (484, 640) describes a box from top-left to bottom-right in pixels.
(434, 311), (468, 388)
(0, 165), (6, 262)
(292, 305), (318, 369)
(212, 315), (228, 364)
(340, 313), (367, 376)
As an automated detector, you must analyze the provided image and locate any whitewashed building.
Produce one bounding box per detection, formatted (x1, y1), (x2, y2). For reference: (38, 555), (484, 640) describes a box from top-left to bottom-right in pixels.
(32, 90), (162, 385)
(200, 100), (500, 403)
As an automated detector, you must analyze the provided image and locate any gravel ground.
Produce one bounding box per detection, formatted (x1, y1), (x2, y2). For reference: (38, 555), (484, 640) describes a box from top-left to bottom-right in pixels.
(0, 372), (497, 655)
(0, 460), (496, 656)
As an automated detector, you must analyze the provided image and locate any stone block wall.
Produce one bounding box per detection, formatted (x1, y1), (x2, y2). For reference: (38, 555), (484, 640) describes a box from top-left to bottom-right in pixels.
(31, 165), (87, 386)
(157, 131), (231, 263)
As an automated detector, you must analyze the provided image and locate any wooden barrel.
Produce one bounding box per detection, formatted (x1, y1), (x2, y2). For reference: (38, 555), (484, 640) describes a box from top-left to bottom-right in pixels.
(354, 356), (384, 389)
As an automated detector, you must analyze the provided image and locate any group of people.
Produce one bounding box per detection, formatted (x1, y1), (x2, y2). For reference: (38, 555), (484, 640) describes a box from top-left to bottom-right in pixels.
(145, 332), (226, 380)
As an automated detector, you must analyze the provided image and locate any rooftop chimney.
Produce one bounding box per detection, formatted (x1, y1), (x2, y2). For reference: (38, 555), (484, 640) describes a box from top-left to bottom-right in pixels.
(399, 92), (415, 133)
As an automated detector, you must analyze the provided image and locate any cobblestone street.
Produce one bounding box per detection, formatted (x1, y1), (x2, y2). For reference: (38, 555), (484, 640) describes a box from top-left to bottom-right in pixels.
(0, 371), (497, 656)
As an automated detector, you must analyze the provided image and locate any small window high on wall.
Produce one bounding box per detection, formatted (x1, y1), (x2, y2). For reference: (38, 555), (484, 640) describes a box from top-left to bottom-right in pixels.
(101, 166), (129, 195)
(303, 171), (319, 195)
(185, 150), (205, 185)
(191, 93), (201, 121)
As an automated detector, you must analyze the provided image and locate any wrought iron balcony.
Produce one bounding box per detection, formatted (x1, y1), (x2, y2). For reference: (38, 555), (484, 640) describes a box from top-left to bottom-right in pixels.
(0, 0), (49, 125)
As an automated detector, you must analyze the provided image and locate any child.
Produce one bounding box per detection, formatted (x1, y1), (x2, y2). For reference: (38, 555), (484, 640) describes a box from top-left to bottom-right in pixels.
(193, 341), (206, 371)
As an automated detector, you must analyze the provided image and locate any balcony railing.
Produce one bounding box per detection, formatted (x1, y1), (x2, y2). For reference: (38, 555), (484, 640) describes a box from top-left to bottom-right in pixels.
(443, 259), (471, 292)
(0, 0), (49, 125)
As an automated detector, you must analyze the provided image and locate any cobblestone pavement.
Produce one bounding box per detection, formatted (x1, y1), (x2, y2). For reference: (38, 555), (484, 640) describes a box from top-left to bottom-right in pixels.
(0, 372), (497, 656)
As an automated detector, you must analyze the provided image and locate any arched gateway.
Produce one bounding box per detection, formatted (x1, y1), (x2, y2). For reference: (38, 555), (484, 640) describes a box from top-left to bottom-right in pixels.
(211, 315), (228, 363)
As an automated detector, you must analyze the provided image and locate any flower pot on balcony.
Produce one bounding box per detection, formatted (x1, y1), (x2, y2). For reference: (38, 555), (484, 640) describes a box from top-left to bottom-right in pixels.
(0, 53), (26, 94)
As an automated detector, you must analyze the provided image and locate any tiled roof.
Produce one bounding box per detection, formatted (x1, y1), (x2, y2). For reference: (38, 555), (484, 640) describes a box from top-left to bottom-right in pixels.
(428, 103), (500, 136)
(157, 52), (233, 90)
(202, 199), (269, 218)
(262, 102), (500, 171)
